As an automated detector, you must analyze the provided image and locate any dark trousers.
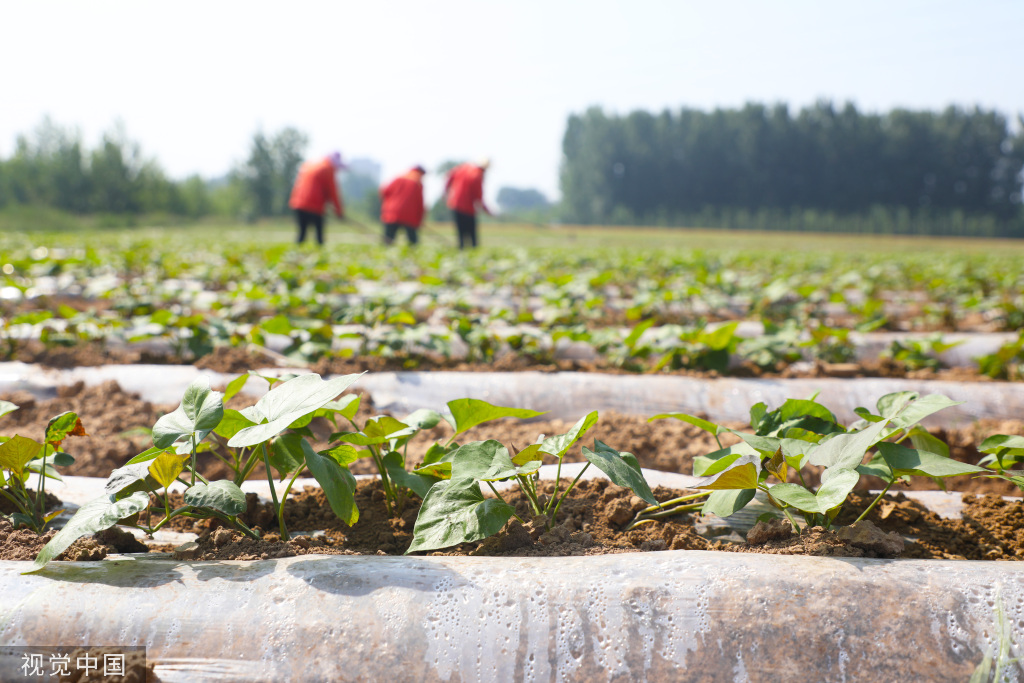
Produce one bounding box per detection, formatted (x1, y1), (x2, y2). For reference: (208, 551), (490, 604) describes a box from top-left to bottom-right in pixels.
(383, 223), (419, 246)
(453, 210), (477, 249)
(295, 210), (324, 245)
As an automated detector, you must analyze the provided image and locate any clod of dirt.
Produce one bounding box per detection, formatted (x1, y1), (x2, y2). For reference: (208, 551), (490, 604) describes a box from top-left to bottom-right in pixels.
(836, 519), (905, 556)
(0, 518), (115, 562)
(746, 518), (794, 545)
(93, 526), (149, 554)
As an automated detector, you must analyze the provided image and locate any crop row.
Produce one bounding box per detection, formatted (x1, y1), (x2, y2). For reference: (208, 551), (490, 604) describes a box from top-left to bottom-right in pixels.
(3, 371), (1022, 571)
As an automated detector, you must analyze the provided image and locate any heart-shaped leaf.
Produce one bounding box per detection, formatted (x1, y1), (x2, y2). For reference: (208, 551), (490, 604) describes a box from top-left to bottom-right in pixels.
(153, 376), (224, 449)
(446, 398), (545, 437)
(148, 452), (185, 489)
(701, 488), (756, 518)
(382, 451), (440, 499)
(228, 373), (362, 447)
(691, 453), (761, 492)
(877, 442), (986, 478)
(184, 480), (247, 515)
(0, 435), (42, 473)
(406, 476), (515, 553)
(540, 411), (598, 458)
(807, 418), (890, 470)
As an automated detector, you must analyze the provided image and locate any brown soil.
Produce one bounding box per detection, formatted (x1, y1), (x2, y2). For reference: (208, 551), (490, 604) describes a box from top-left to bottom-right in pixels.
(11, 339), (1016, 383)
(4, 380), (1022, 495)
(0, 517), (147, 562)
(836, 491), (1024, 560)
(171, 477), (712, 560)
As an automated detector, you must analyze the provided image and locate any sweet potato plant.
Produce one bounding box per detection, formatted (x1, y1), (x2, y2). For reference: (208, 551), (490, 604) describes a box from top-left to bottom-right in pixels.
(650, 391), (987, 530)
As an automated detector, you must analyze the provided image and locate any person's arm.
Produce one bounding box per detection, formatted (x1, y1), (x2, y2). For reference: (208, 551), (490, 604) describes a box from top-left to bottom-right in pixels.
(325, 167), (343, 218)
(473, 174), (492, 216)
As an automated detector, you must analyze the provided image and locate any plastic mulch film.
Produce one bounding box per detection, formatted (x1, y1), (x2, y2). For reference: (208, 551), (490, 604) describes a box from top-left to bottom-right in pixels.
(3, 363), (1023, 427)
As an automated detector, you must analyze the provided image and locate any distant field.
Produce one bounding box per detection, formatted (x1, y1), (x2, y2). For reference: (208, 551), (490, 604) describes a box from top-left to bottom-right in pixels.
(6, 215), (1022, 256)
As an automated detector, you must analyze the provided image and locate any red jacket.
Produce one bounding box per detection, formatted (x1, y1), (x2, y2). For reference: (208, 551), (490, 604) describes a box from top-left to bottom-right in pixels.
(445, 163), (489, 215)
(289, 157), (343, 216)
(380, 171), (425, 227)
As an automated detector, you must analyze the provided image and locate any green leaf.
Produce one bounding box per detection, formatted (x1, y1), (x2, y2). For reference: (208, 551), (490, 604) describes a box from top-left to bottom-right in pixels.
(691, 453), (761, 491)
(446, 398), (545, 437)
(213, 408), (257, 440)
(877, 442), (986, 478)
(908, 427), (950, 459)
(856, 452), (894, 481)
(148, 452), (185, 489)
(732, 432), (782, 455)
(125, 446), (170, 466)
(701, 488), (756, 518)
(402, 408), (443, 431)
(807, 419), (890, 470)
(582, 440), (657, 504)
(0, 435), (43, 473)
(322, 394), (360, 421)
(979, 434), (1024, 456)
(382, 451), (440, 499)
(153, 376), (225, 449)
(302, 440), (358, 526)
(44, 411), (82, 448)
(814, 468), (860, 512)
(648, 412), (723, 435)
(0, 400), (18, 419)
(890, 394), (963, 430)
(105, 461), (157, 496)
(451, 440), (520, 481)
(51, 451), (75, 468)
(510, 443), (547, 467)
(768, 483), (820, 513)
(270, 434), (306, 479)
(876, 392), (918, 419)
(406, 476), (515, 553)
(228, 372), (362, 448)
(540, 411), (598, 458)
(320, 444), (362, 467)
(331, 416), (414, 446)
(184, 480), (247, 515)
(692, 443), (758, 477)
(223, 373), (250, 403)
(27, 492), (151, 572)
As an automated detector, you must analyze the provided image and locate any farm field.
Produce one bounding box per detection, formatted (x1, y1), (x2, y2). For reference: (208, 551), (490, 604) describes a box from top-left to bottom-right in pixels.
(2, 221), (1024, 380)
(3, 221), (1024, 681)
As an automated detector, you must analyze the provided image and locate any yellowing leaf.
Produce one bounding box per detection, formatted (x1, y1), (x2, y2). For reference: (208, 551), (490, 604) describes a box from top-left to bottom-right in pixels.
(149, 452), (186, 490)
(0, 435), (43, 473)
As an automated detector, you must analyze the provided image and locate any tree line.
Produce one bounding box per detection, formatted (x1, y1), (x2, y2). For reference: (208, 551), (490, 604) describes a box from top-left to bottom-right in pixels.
(560, 102), (1024, 236)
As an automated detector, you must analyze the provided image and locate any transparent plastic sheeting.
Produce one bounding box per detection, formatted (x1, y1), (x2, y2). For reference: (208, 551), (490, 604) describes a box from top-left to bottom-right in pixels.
(6, 470), (1019, 681)
(2, 551), (1023, 681)
(3, 362), (1023, 427)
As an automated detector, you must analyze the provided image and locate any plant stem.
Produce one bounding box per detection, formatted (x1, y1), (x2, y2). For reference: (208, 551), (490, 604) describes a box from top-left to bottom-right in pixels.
(369, 446), (395, 516)
(853, 480), (895, 524)
(544, 457), (565, 515)
(261, 442), (287, 540)
(516, 475), (544, 516)
(36, 450), (47, 524)
(486, 481), (525, 523)
(548, 463), (590, 526)
(635, 491), (711, 516)
(276, 467), (305, 539)
(190, 434), (197, 487)
(625, 502), (706, 531)
(235, 447), (260, 486)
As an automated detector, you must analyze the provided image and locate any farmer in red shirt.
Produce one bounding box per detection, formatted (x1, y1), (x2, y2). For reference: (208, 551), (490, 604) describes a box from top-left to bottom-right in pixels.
(445, 159), (492, 249)
(380, 166), (426, 246)
(289, 151), (346, 245)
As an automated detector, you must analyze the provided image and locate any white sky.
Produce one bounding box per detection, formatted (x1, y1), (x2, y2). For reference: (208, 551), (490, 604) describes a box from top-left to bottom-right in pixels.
(2, 0), (1023, 205)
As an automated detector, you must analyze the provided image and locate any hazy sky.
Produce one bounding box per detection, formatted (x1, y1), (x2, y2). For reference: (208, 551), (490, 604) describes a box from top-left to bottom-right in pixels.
(3, 0), (1022, 204)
